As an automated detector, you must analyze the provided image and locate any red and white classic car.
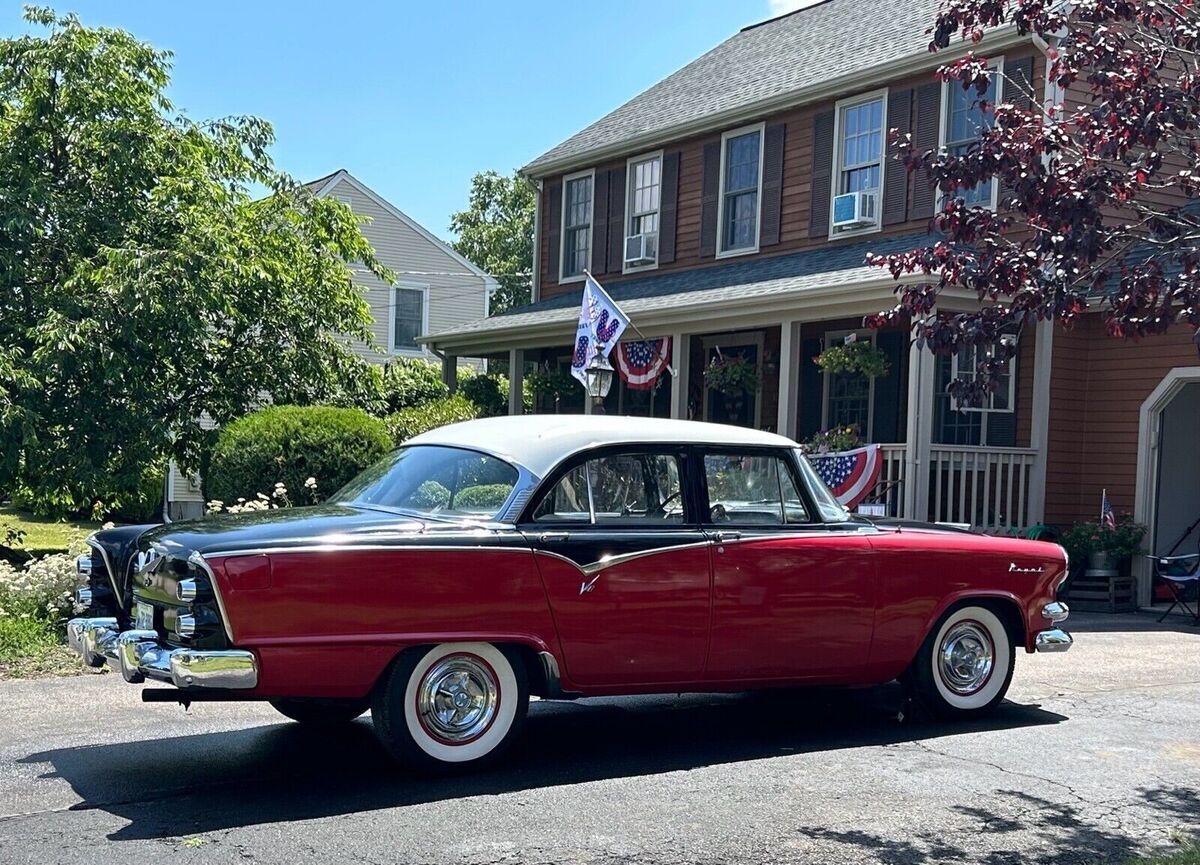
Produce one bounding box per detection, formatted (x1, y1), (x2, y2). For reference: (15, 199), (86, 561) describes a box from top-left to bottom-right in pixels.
(68, 416), (1071, 770)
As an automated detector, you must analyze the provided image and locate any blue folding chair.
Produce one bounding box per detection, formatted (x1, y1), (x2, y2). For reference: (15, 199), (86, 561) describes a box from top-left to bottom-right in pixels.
(1152, 553), (1200, 625)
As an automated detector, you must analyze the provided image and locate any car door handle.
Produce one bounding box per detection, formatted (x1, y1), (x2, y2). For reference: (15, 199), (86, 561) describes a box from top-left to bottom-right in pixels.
(713, 531), (741, 543)
(539, 532), (569, 544)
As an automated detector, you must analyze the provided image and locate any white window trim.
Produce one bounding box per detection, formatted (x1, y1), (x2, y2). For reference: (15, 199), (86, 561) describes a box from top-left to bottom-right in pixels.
(950, 339), (1016, 414)
(559, 168), (595, 284)
(820, 329), (877, 441)
(389, 281), (430, 357)
(938, 57), (1004, 211)
(715, 122), (766, 259)
(700, 331), (765, 428)
(828, 88), (889, 240)
(622, 149), (664, 275)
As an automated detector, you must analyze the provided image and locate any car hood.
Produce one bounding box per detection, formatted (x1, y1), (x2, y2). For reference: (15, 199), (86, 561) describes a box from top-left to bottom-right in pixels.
(132, 504), (498, 558)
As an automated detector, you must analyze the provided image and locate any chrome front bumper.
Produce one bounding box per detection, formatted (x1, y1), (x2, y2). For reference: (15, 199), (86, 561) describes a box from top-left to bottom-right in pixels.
(66, 617), (257, 689)
(1034, 601), (1073, 653)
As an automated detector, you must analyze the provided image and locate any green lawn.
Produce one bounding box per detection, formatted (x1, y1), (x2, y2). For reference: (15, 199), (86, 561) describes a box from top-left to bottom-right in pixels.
(1130, 839), (1200, 865)
(0, 506), (102, 554)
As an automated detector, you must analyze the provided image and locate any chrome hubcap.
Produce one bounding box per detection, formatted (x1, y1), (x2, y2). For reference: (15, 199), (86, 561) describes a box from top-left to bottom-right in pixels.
(938, 622), (994, 695)
(417, 655), (499, 744)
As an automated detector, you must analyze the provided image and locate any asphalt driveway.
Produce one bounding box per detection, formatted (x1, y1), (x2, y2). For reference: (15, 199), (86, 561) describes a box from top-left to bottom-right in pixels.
(0, 613), (1197, 864)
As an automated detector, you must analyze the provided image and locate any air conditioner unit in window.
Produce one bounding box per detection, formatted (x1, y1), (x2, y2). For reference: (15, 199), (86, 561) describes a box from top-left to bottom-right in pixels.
(623, 232), (658, 266)
(832, 190), (878, 229)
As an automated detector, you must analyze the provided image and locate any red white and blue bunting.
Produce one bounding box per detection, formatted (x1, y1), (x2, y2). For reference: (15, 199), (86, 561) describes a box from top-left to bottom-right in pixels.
(807, 444), (882, 510)
(615, 337), (672, 390)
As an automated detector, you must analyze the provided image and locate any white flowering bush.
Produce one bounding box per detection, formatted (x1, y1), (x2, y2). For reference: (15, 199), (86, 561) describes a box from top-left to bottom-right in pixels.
(0, 540), (87, 625)
(207, 478), (319, 515)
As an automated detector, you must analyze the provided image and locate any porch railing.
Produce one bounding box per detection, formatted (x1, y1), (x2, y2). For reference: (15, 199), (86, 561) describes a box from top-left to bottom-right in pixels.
(928, 445), (1037, 533)
(867, 443), (1037, 534)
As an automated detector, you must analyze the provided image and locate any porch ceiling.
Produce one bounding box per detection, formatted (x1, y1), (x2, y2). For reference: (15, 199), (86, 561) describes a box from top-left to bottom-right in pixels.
(423, 232), (935, 354)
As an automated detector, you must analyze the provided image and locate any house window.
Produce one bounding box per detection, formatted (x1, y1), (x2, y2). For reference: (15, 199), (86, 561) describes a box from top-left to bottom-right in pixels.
(934, 338), (1018, 447)
(561, 171), (594, 280)
(943, 64), (1002, 207)
(718, 125), (763, 255)
(832, 93), (886, 234)
(951, 341), (1015, 413)
(392, 285), (427, 352)
(625, 153), (662, 269)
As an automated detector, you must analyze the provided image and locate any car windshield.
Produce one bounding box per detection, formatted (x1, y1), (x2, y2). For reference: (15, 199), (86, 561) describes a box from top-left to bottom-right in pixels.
(332, 445), (520, 520)
(793, 449), (851, 522)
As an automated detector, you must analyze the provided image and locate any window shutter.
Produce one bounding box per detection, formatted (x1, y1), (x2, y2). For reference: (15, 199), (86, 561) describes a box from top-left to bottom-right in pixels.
(544, 180), (562, 284)
(699, 141), (721, 257)
(798, 337), (824, 440)
(658, 151), (681, 264)
(882, 89), (913, 225)
(591, 170), (609, 275)
(808, 110), (835, 238)
(760, 122), (786, 247)
(606, 166), (626, 272)
(1000, 56), (1035, 208)
(871, 331), (906, 441)
(910, 82), (942, 220)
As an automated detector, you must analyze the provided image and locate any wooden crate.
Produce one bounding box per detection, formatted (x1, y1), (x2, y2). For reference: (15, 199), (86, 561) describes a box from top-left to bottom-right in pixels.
(1065, 569), (1137, 613)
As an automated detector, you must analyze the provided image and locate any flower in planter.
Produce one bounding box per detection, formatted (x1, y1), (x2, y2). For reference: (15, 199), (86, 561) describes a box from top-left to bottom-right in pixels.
(813, 341), (890, 379)
(802, 426), (862, 454)
(703, 352), (760, 396)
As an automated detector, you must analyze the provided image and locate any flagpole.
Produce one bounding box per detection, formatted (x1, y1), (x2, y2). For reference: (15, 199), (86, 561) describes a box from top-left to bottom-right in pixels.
(583, 270), (677, 376)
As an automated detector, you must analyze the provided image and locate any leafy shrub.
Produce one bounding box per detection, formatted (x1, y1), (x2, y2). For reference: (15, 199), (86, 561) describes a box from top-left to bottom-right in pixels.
(380, 358), (449, 413)
(459, 374), (509, 417)
(207, 406), (392, 505)
(455, 483), (511, 511)
(386, 395), (478, 445)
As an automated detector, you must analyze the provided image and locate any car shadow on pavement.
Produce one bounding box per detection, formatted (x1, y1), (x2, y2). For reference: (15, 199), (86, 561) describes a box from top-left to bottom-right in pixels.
(21, 683), (1066, 842)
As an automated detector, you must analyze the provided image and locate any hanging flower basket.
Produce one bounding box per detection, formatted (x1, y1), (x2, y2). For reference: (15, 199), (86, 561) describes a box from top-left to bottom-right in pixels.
(703, 353), (760, 396)
(814, 341), (890, 379)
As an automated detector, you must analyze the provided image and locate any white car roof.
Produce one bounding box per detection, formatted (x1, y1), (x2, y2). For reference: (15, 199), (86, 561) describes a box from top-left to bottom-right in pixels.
(407, 415), (797, 479)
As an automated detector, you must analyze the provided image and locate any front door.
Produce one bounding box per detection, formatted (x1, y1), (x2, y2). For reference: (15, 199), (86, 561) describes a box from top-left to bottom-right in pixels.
(700, 450), (877, 681)
(523, 449), (710, 687)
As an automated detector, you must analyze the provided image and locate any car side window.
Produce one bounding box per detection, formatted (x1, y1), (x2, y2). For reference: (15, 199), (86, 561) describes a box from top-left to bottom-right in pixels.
(532, 452), (684, 525)
(704, 453), (809, 525)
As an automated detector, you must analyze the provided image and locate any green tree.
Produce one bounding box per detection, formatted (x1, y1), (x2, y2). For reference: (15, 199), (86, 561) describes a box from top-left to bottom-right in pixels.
(0, 8), (390, 516)
(449, 170), (535, 314)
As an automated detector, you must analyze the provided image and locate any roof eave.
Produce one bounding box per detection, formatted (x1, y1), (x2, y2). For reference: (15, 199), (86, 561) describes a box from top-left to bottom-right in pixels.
(520, 25), (1027, 180)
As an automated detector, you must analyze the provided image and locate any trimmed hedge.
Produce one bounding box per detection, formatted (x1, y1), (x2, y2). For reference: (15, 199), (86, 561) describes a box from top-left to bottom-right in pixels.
(459, 374), (508, 417)
(380, 358), (449, 413)
(386, 395), (478, 445)
(208, 406), (392, 505)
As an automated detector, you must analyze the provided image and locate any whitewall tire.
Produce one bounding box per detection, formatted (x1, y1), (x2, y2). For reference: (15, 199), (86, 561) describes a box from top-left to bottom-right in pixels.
(371, 642), (528, 770)
(911, 605), (1015, 719)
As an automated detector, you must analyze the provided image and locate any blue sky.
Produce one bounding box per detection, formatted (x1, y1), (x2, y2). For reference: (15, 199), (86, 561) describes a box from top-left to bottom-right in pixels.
(4, 1), (817, 242)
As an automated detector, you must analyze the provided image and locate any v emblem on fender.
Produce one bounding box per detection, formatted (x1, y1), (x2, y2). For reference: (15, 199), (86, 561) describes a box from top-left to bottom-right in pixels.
(579, 575), (601, 595)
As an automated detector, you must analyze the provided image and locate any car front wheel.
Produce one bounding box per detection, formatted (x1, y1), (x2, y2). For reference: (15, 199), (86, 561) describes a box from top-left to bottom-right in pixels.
(371, 642), (528, 771)
(910, 604), (1015, 719)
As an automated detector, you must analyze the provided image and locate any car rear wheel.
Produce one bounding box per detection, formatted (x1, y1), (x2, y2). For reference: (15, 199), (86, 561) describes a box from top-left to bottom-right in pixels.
(910, 605), (1015, 720)
(269, 698), (368, 726)
(371, 642), (528, 771)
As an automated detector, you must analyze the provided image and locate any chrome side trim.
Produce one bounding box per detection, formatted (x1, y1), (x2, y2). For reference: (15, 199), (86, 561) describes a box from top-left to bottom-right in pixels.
(200, 543), (536, 558)
(1034, 628), (1073, 652)
(85, 536), (121, 601)
(533, 542), (711, 577)
(188, 551), (236, 643)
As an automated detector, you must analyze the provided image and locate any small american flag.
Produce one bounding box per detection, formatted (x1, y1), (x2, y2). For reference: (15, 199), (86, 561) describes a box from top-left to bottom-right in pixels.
(1101, 489), (1116, 529)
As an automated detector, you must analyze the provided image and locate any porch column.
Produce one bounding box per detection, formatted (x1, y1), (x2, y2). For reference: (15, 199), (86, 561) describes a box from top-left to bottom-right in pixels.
(440, 353), (458, 396)
(903, 326), (936, 521)
(777, 320), (802, 440)
(507, 348), (525, 416)
(1026, 317), (1054, 525)
(670, 332), (690, 420)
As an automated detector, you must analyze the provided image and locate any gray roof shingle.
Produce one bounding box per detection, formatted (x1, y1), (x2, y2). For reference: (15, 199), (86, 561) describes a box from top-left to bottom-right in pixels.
(523, 0), (940, 175)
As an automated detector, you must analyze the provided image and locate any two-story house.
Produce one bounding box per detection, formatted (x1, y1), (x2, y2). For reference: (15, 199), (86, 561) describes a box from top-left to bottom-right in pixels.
(423, 0), (1200, 610)
(166, 169), (497, 519)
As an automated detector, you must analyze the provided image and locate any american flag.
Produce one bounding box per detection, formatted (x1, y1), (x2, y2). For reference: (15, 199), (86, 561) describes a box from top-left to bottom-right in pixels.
(1101, 489), (1116, 529)
(615, 338), (671, 389)
(808, 444), (882, 510)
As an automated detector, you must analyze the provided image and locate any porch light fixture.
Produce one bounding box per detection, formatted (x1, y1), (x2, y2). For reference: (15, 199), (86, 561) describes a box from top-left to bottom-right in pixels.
(586, 353), (614, 412)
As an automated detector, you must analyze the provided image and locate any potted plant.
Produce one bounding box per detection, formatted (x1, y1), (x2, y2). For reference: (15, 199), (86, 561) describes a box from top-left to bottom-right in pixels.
(802, 426), (862, 455)
(1058, 521), (1101, 581)
(1101, 517), (1147, 576)
(813, 341), (890, 379)
(703, 353), (760, 396)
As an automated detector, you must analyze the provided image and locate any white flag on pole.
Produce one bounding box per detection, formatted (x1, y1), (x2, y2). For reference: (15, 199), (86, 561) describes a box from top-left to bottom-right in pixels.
(570, 274), (630, 386)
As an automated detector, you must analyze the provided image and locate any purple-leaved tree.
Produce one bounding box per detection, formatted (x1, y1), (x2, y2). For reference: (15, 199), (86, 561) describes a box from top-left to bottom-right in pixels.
(869, 0), (1200, 405)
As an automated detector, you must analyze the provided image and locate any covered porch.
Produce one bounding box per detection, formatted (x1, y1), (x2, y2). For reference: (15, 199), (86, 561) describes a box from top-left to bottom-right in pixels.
(424, 243), (1054, 534)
